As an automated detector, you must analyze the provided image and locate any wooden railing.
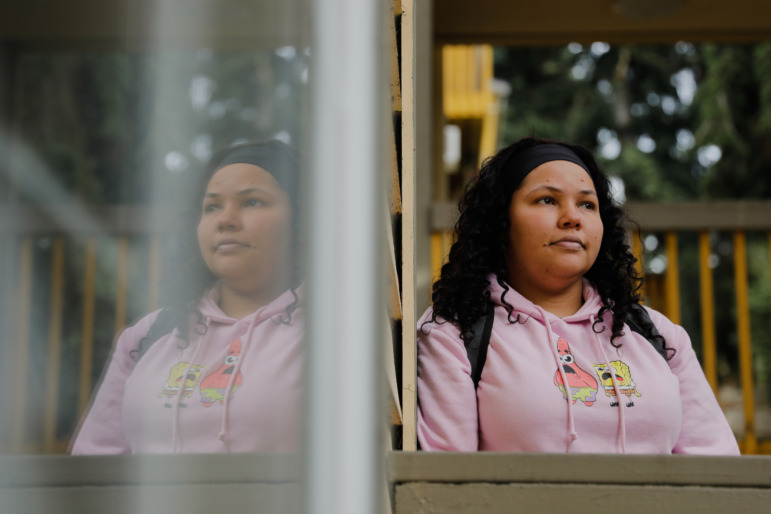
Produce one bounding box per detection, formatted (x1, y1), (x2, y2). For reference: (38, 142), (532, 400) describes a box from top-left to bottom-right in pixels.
(1, 453), (769, 513)
(429, 200), (771, 454)
(3, 200), (770, 455)
(0, 205), (178, 454)
(389, 452), (771, 513)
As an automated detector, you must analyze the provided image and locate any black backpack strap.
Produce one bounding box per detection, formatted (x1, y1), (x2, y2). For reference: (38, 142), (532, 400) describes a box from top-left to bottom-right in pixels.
(626, 303), (668, 361)
(136, 307), (177, 360)
(464, 302), (666, 390)
(466, 302), (495, 390)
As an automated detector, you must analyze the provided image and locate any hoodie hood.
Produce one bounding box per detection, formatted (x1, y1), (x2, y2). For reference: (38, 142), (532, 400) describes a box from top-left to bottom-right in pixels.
(171, 283), (302, 451)
(486, 274), (605, 324)
(481, 274), (629, 452)
(197, 282), (303, 326)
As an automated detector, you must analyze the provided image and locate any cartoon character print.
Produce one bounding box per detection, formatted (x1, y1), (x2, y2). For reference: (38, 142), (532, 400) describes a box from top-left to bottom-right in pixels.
(200, 339), (244, 407)
(158, 363), (205, 408)
(592, 360), (641, 407)
(553, 337), (598, 406)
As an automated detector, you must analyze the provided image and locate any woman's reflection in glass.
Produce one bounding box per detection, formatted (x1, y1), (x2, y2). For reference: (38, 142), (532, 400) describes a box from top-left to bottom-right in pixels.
(71, 140), (304, 454)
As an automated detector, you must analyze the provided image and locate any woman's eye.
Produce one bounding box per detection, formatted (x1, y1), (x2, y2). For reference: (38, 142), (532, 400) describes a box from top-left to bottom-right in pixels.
(244, 198), (266, 207)
(202, 203), (220, 213)
(580, 201), (597, 210)
(536, 197), (556, 205)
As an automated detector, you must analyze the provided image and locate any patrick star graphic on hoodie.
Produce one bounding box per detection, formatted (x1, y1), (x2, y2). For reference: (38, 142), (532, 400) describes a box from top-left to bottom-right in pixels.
(200, 339), (244, 407)
(553, 337), (598, 406)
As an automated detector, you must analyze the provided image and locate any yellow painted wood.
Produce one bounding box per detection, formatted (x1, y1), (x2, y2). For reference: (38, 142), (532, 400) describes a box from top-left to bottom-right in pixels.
(698, 232), (718, 395)
(400, 0), (418, 451)
(147, 236), (161, 312)
(388, 111), (402, 216)
(631, 230), (646, 301)
(430, 232), (443, 287)
(733, 231), (756, 454)
(78, 239), (96, 415)
(115, 236), (129, 334)
(442, 230), (454, 268)
(477, 46), (499, 165)
(443, 45), (495, 120)
(12, 238), (33, 454)
(43, 238), (65, 453)
(664, 231), (681, 325)
(430, 230), (457, 303)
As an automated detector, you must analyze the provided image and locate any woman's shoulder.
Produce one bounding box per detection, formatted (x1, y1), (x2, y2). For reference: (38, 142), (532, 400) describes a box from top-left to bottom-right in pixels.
(416, 307), (471, 368)
(417, 306), (457, 332)
(113, 309), (166, 350)
(636, 304), (690, 348)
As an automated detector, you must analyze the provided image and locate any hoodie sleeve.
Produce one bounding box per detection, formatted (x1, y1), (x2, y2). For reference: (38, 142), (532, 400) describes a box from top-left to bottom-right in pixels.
(646, 309), (740, 455)
(416, 311), (479, 451)
(70, 312), (159, 455)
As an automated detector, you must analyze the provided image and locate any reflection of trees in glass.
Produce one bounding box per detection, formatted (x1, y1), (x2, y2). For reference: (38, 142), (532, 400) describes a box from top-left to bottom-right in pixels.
(11, 47), (309, 206)
(494, 43), (771, 394)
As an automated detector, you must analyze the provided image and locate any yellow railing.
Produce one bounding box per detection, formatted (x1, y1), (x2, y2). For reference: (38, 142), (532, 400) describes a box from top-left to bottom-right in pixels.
(430, 200), (771, 454)
(0, 206), (173, 454)
(442, 45), (502, 168)
(3, 202), (770, 454)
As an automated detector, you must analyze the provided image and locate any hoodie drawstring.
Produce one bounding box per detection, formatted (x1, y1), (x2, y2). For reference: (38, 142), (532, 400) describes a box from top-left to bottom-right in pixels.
(217, 313), (259, 451)
(591, 314), (627, 453)
(535, 306), (579, 452)
(171, 318), (210, 453)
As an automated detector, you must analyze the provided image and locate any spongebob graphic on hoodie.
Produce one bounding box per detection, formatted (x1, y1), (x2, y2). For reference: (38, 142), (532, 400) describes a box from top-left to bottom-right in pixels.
(593, 360), (641, 407)
(159, 363), (206, 407)
(200, 339), (244, 407)
(553, 337), (598, 406)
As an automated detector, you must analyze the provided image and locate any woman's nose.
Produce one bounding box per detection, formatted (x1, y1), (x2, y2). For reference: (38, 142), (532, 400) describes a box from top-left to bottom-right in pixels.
(559, 205), (581, 228)
(217, 205), (241, 231)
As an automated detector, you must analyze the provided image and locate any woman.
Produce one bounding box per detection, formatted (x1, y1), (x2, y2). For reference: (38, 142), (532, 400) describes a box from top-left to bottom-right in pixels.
(71, 140), (303, 454)
(417, 136), (739, 454)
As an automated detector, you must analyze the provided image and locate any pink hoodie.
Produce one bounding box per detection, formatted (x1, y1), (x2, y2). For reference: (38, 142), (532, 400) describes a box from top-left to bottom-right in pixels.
(71, 285), (303, 454)
(417, 278), (739, 455)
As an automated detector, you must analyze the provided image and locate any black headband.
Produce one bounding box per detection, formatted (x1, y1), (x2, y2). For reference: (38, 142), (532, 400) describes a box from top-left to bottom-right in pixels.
(213, 144), (299, 202)
(502, 143), (591, 196)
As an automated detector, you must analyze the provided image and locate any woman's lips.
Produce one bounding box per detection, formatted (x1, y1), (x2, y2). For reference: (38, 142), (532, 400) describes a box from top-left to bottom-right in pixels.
(215, 240), (252, 251)
(551, 238), (584, 250)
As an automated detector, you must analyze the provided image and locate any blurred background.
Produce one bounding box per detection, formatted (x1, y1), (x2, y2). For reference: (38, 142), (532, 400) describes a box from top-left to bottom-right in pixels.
(427, 1), (771, 455)
(0, 2), (770, 511)
(2, 0), (771, 458)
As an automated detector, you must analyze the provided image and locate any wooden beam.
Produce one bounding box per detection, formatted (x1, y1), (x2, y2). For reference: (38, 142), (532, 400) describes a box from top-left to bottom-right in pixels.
(434, 0), (771, 45)
(400, 0), (418, 451)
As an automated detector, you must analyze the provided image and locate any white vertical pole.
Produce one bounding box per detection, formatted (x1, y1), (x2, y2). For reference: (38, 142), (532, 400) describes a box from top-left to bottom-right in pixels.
(305, 0), (382, 513)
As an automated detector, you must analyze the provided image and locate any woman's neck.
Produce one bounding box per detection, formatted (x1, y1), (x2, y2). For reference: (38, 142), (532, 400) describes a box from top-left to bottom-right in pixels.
(512, 279), (585, 318)
(217, 284), (282, 319)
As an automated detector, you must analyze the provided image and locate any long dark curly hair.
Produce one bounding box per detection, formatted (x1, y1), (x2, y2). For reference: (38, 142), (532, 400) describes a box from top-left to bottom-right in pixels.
(429, 136), (669, 356)
(131, 140), (303, 360)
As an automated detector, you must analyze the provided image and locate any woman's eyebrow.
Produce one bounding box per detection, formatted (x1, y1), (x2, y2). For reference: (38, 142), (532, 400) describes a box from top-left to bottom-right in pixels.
(236, 187), (275, 198)
(526, 184), (597, 196)
(204, 187), (273, 198)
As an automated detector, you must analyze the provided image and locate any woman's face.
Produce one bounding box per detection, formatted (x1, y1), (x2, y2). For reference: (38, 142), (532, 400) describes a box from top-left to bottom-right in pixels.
(505, 160), (604, 297)
(197, 163), (293, 301)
